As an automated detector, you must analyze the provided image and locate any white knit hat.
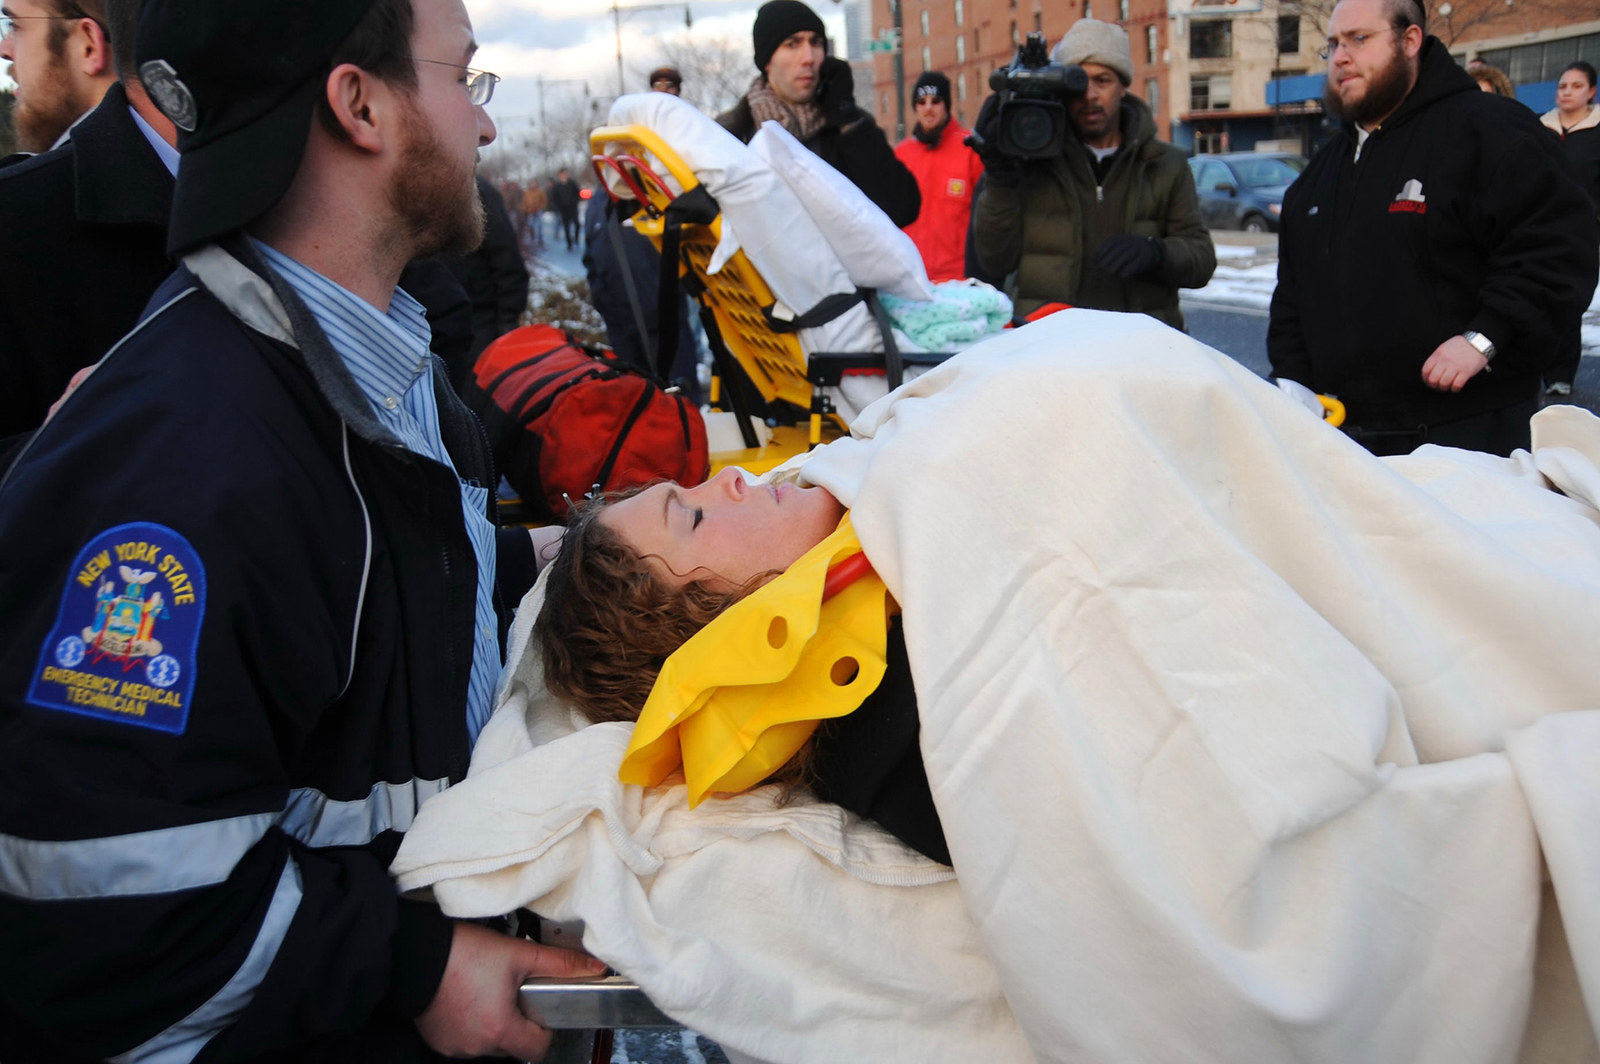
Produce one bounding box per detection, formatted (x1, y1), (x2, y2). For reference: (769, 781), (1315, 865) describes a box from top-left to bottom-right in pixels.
(1051, 19), (1133, 86)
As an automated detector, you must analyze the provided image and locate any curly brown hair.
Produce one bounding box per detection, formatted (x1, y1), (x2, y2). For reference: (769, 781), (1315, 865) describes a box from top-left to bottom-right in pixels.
(1468, 61), (1516, 99)
(535, 487), (821, 794)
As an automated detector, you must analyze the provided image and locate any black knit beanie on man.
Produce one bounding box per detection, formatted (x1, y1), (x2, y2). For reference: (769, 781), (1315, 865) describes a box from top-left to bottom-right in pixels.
(912, 70), (950, 107)
(752, 0), (826, 72)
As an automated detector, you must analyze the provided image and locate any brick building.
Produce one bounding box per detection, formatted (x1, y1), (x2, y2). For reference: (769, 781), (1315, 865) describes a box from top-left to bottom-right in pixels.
(848, 0), (1597, 154)
(859, 0), (1174, 142)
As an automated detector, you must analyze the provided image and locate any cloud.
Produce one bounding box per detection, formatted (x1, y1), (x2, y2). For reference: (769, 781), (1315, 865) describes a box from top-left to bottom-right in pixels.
(469, 0), (845, 104)
(465, 0), (849, 176)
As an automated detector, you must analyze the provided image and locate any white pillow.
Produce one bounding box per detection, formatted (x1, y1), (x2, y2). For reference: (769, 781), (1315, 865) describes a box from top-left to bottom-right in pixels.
(749, 121), (937, 303)
(605, 94), (868, 323)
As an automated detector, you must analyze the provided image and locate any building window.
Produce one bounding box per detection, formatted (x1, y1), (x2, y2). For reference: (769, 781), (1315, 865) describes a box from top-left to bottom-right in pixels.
(1034, 10), (1044, 31)
(922, 44), (932, 70)
(881, 90), (889, 113)
(956, 34), (966, 61)
(1119, 0), (1129, 20)
(1145, 76), (1159, 112)
(1189, 19), (1232, 60)
(955, 0), (963, 25)
(1083, 0), (1092, 17)
(974, 27), (981, 53)
(1190, 73), (1232, 110)
(1146, 24), (1157, 62)
(958, 71), (968, 100)
(1010, 20), (1018, 45)
(1277, 14), (1300, 54)
(1475, 33), (1600, 84)
(920, 10), (929, 36)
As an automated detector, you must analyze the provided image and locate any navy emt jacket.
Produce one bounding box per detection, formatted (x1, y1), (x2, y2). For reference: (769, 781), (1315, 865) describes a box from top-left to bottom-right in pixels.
(0, 240), (510, 1063)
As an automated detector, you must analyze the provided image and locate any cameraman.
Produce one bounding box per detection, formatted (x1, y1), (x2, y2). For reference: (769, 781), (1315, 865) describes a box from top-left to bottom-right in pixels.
(718, 0), (920, 227)
(971, 20), (1214, 328)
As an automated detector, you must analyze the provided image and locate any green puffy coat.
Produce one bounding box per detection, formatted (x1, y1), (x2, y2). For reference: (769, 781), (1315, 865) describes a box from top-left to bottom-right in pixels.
(973, 94), (1215, 329)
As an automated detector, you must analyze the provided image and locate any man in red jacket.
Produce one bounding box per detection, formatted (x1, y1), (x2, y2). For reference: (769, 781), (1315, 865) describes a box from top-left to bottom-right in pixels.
(894, 71), (983, 282)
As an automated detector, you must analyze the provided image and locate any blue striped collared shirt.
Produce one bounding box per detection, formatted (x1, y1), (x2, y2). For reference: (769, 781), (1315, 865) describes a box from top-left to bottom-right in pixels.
(253, 241), (499, 743)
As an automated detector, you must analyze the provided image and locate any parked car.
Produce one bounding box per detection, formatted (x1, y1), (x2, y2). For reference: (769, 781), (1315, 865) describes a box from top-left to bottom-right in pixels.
(1187, 152), (1307, 233)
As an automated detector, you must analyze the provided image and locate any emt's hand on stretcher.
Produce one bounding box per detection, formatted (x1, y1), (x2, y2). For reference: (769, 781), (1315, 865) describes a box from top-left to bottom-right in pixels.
(1421, 334), (1490, 392)
(415, 921), (606, 1060)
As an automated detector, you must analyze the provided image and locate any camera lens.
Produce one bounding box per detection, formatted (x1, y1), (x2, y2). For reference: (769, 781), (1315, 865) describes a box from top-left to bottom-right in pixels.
(1008, 105), (1056, 156)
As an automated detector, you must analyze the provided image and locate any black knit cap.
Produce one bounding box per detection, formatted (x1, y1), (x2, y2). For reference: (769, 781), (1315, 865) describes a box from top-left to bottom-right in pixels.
(913, 70), (950, 105)
(752, 0), (825, 73)
(136, 0), (376, 255)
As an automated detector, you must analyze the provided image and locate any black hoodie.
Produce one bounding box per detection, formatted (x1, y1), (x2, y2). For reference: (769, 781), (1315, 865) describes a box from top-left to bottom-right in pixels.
(1268, 37), (1599, 433)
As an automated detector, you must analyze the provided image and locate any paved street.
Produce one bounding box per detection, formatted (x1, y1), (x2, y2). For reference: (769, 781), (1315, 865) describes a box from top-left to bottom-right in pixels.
(1187, 232), (1600, 416)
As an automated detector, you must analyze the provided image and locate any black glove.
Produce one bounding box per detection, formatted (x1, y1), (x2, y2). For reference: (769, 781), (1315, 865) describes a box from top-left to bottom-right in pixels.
(1094, 234), (1165, 279)
(817, 57), (859, 127)
(968, 92), (1023, 188)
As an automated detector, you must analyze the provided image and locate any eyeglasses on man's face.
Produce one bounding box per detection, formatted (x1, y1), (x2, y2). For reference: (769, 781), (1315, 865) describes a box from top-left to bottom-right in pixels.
(410, 56), (501, 106)
(1317, 26), (1398, 60)
(0, 12), (93, 39)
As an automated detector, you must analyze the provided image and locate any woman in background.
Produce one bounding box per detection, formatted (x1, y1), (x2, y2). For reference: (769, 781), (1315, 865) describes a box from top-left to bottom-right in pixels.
(1538, 61), (1599, 397)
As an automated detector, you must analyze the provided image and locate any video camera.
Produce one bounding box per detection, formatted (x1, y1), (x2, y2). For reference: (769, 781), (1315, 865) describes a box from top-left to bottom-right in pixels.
(972, 31), (1088, 160)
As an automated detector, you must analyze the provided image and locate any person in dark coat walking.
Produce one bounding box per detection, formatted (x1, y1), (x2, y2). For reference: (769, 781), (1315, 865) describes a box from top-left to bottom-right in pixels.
(548, 167), (582, 250)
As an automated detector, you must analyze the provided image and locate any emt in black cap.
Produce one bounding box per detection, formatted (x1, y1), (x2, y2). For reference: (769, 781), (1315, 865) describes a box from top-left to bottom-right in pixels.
(717, 0), (919, 226)
(0, 0), (602, 1060)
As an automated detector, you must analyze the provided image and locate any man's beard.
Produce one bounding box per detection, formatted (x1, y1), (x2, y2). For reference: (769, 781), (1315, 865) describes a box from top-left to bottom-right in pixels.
(387, 97), (485, 260)
(913, 114), (948, 146)
(1324, 40), (1415, 127)
(13, 46), (92, 152)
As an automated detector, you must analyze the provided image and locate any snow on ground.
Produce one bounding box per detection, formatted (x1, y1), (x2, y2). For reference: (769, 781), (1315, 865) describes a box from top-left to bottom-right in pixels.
(1194, 240), (1600, 354)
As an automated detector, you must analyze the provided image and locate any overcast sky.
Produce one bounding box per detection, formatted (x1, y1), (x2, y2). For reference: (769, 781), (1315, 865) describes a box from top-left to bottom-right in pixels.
(468, 0), (848, 165)
(1, 1), (847, 166)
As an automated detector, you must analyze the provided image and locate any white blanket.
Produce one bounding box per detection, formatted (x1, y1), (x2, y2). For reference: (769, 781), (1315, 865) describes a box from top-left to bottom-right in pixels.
(395, 310), (1600, 1063)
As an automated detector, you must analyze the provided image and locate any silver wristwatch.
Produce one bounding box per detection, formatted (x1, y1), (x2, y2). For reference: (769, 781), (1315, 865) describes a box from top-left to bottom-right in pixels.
(1462, 330), (1496, 362)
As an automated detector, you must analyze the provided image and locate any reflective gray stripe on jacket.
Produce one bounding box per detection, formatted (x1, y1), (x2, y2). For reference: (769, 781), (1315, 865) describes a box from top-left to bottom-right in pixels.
(109, 859), (304, 1064)
(0, 776), (450, 900)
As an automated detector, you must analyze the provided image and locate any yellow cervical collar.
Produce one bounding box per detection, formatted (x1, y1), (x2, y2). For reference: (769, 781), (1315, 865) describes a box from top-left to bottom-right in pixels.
(619, 513), (890, 806)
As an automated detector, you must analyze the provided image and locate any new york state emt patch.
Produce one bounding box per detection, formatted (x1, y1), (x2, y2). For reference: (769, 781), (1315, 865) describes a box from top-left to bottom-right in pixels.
(29, 522), (206, 734)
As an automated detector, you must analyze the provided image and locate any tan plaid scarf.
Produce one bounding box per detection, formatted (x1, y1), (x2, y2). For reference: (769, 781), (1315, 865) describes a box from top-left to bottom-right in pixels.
(745, 75), (827, 142)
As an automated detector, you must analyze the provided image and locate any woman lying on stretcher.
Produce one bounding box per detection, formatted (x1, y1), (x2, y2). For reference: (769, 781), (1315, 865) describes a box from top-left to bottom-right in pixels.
(535, 467), (953, 863)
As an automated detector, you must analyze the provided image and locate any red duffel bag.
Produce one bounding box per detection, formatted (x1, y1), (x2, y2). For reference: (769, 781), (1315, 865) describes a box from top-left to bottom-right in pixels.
(463, 324), (709, 523)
